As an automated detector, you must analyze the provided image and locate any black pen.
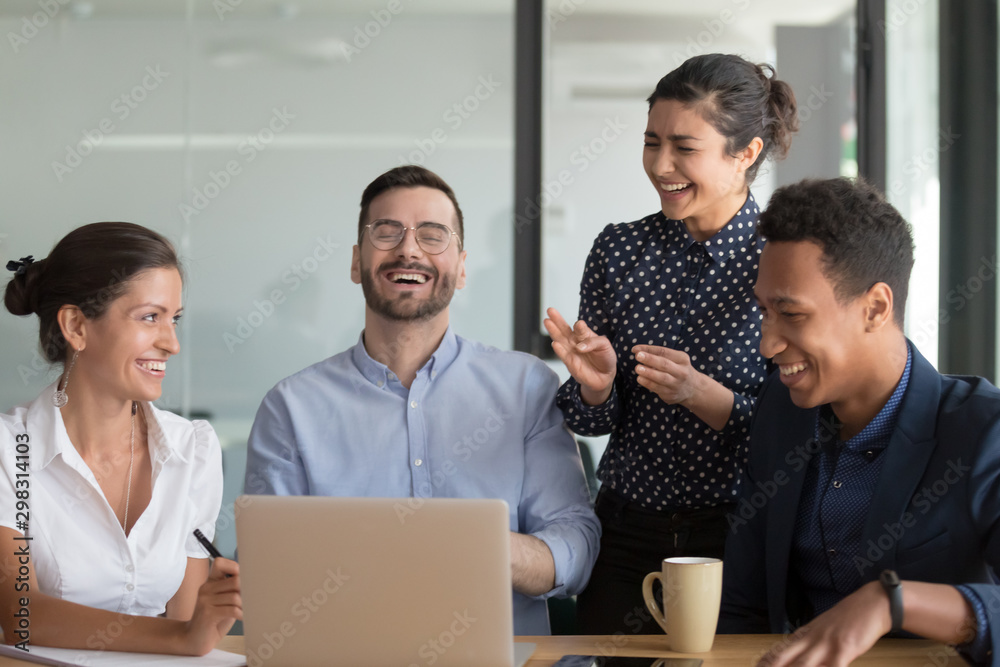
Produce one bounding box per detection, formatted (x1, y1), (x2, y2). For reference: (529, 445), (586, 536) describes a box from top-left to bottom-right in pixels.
(193, 528), (224, 559)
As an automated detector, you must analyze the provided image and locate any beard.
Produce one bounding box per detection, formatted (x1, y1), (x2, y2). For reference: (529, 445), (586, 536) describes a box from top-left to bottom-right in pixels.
(359, 259), (457, 322)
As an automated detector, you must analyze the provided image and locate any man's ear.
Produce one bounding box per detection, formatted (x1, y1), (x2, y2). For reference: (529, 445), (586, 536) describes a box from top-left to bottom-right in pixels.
(56, 305), (87, 354)
(456, 249), (467, 290)
(350, 245), (362, 285)
(863, 282), (895, 331)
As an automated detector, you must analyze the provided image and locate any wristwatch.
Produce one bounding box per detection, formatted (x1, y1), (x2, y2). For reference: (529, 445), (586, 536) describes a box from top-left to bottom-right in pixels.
(879, 569), (904, 632)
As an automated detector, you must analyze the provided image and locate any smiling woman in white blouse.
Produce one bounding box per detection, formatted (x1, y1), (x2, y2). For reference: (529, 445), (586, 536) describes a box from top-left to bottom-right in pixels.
(0, 222), (240, 655)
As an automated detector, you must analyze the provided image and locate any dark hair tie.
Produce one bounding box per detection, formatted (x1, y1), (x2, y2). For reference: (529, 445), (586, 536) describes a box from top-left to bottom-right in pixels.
(6, 255), (35, 276)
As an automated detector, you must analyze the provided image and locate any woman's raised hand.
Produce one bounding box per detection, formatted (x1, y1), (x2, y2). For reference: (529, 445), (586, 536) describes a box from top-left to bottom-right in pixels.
(544, 307), (617, 405)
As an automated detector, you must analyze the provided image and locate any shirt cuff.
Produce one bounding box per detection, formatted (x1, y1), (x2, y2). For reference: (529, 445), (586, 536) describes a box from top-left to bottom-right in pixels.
(719, 391), (754, 446)
(955, 584), (993, 666)
(563, 382), (619, 427)
(529, 523), (586, 600)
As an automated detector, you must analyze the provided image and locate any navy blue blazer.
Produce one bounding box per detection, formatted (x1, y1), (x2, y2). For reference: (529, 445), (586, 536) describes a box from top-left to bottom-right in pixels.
(720, 342), (1000, 659)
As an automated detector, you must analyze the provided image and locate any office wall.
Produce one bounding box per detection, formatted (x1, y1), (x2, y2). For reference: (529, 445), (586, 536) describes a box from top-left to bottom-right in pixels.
(540, 15), (779, 324)
(0, 11), (514, 430)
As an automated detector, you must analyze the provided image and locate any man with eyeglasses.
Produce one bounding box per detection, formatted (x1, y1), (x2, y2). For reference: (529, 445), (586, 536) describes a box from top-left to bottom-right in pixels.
(245, 165), (601, 635)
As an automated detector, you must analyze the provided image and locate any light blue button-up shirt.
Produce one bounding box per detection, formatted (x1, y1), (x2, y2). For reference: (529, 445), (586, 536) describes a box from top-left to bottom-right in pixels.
(245, 327), (601, 634)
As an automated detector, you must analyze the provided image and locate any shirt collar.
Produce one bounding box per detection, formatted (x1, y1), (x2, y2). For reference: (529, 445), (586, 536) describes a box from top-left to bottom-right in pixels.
(27, 381), (185, 470)
(657, 192), (760, 263)
(352, 326), (460, 388)
(822, 345), (914, 452)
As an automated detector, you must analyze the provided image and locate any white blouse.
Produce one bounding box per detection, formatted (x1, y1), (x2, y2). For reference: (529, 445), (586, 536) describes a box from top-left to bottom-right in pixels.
(0, 382), (223, 616)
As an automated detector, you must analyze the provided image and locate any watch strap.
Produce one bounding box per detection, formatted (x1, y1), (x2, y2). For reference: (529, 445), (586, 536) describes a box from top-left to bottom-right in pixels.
(880, 569), (904, 632)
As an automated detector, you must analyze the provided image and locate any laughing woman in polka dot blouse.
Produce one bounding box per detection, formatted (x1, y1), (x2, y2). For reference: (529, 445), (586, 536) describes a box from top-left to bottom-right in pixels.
(544, 53), (799, 634)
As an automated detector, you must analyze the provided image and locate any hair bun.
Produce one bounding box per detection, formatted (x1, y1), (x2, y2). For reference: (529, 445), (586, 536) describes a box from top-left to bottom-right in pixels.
(765, 76), (800, 161)
(4, 257), (44, 316)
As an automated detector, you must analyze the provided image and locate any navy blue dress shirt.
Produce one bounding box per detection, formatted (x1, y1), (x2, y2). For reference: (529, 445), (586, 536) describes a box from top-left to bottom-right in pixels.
(792, 346), (991, 664)
(792, 349), (913, 615)
(556, 194), (765, 510)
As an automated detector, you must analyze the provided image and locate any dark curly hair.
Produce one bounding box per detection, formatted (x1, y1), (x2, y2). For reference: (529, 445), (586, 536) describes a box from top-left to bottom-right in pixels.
(4, 222), (182, 364)
(758, 177), (914, 327)
(648, 53), (799, 184)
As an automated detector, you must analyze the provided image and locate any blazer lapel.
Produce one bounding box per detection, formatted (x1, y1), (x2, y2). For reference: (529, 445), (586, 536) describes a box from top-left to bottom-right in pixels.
(858, 345), (941, 577)
(765, 397), (821, 628)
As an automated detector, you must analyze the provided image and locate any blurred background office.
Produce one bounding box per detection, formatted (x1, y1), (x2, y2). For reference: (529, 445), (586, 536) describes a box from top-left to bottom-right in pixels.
(1, 0), (991, 558)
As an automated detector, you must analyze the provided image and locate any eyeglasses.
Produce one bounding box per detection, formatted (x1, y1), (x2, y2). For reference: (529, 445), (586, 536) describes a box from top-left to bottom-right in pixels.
(364, 219), (461, 255)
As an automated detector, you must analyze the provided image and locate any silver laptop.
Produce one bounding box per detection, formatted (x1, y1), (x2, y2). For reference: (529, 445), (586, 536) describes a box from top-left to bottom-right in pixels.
(236, 495), (535, 667)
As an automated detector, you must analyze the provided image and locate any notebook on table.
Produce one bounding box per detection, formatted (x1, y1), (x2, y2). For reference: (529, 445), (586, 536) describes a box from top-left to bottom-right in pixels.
(236, 495), (534, 667)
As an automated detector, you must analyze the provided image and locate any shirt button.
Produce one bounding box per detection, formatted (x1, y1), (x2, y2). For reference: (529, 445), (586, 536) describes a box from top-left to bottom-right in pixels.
(431, 371), (437, 379)
(827, 548), (836, 557)
(377, 380), (384, 388)
(410, 401), (418, 408)
(832, 480), (842, 489)
(125, 564), (134, 573)
(414, 459), (423, 466)
(126, 583), (135, 591)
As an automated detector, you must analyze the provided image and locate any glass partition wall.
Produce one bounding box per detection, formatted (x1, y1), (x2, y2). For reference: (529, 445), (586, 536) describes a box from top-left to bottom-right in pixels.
(538, 0), (858, 462)
(0, 0), (515, 555)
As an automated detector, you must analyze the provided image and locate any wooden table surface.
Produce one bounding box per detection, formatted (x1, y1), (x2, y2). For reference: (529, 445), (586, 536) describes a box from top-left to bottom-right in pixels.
(0, 633), (966, 665)
(504, 634), (966, 666)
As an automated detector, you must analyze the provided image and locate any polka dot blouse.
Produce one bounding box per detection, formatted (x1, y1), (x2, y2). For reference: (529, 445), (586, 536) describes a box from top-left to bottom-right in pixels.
(556, 194), (765, 510)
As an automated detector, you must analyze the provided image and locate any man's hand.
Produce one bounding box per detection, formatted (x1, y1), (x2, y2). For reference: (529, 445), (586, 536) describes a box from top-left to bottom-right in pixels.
(544, 308), (617, 405)
(757, 581), (890, 667)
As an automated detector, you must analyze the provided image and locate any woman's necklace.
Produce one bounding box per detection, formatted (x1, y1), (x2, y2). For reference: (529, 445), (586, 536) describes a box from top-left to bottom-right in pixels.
(123, 401), (136, 533)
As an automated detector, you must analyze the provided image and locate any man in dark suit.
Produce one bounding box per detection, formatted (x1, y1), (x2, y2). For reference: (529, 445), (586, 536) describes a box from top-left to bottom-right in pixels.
(720, 177), (1000, 666)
